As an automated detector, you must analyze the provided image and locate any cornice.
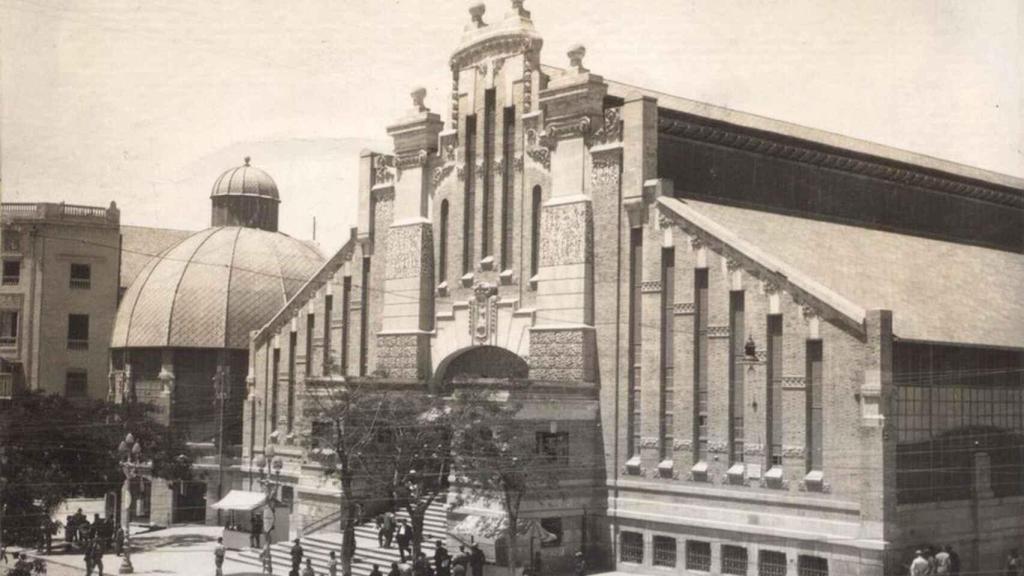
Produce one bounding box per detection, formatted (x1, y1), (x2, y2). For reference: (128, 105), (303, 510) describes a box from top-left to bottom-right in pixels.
(658, 116), (1024, 210)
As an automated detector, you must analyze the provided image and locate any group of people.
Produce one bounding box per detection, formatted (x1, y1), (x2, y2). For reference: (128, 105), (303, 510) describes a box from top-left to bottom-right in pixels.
(909, 546), (961, 576)
(375, 513), (416, 563)
(66, 509), (122, 555)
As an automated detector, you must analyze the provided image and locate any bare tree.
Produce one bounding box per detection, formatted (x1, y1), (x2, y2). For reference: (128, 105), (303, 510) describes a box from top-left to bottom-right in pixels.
(448, 386), (564, 576)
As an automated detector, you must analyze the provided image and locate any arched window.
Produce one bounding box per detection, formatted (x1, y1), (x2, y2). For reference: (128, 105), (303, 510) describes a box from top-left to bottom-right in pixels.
(439, 199), (449, 284)
(530, 186), (542, 278)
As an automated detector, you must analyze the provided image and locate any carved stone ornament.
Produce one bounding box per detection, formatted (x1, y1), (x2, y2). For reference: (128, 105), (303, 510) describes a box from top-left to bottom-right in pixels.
(475, 159), (487, 179)
(689, 236), (704, 251)
(592, 107), (623, 144)
(674, 302), (695, 315)
(513, 155), (524, 173)
(707, 441), (729, 455)
(469, 281), (498, 344)
(802, 305), (818, 320)
(641, 281), (662, 293)
(526, 147), (550, 171)
(373, 154), (395, 185)
(396, 149), (429, 171)
(457, 165), (466, 181)
(673, 439), (693, 451)
(591, 153), (620, 187)
(657, 213), (672, 230)
(492, 157), (505, 175)
(433, 164), (455, 187)
(783, 445), (806, 459)
(639, 437), (660, 449)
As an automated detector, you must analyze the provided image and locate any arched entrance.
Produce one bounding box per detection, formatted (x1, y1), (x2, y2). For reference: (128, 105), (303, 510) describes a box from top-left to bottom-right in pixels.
(434, 346), (529, 385)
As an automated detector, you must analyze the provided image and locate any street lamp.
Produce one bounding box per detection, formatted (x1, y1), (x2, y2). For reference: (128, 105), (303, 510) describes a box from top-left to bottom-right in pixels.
(117, 433), (143, 574)
(255, 440), (284, 576)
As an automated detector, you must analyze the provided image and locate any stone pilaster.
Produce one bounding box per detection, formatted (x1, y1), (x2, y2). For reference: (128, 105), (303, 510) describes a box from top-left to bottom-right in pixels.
(377, 89), (443, 380)
(860, 309), (895, 542)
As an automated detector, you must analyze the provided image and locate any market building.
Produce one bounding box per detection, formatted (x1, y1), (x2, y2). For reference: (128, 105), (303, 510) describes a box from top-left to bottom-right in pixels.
(242, 3), (1023, 575)
(109, 158), (324, 524)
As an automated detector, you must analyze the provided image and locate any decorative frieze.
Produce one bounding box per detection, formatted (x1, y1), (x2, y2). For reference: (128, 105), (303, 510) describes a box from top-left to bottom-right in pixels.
(658, 116), (1024, 209)
(386, 225), (432, 280)
(782, 375), (806, 390)
(707, 325), (730, 339)
(674, 302), (695, 316)
(707, 441), (729, 455)
(783, 445), (806, 459)
(640, 281), (662, 293)
(743, 443), (764, 456)
(591, 153), (621, 187)
(639, 437), (659, 449)
(539, 201), (592, 267)
(433, 164), (455, 187)
(673, 439), (693, 451)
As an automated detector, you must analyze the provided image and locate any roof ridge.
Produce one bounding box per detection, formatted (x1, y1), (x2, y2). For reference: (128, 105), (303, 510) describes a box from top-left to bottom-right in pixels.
(165, 227), (222, 347)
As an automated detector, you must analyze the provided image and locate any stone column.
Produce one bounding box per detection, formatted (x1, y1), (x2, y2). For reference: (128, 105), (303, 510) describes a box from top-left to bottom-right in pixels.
(378, 88), (443, 380)
(530, 46), (606, 383)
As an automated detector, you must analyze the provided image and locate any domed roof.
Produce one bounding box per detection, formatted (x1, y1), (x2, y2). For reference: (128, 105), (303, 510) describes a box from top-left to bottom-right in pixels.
(210, 157), (280, 201)
(112, 226), (324, 350)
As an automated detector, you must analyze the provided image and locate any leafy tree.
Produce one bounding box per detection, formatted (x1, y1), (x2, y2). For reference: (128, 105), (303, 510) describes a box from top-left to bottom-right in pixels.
(0, 392), (192, 545)
(449, 386), (564, 576)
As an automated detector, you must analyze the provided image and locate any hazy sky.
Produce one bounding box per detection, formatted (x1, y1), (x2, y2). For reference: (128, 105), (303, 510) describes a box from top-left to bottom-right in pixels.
(3, 0), (1021, 253)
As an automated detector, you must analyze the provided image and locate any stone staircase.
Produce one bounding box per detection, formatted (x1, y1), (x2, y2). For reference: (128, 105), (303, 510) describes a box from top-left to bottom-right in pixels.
(231, 501), (448, 576)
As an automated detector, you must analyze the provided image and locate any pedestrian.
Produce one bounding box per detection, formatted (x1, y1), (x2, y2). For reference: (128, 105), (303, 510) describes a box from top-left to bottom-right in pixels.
(84, 540), (96, 576)
(434, 540), (451, 576)
(910, 550), (929, 576)
(214, 536), (226, 576)
(1007, 550), (1022, 576)
(0, 541), (7, 564)
(303, 557), (317, 576)
(114, 527), (125, 556)
(573, 551), (586, 576)
(369, 563), (384, 576)
(453, 545), (469, 573)
(252, 512), (264, 548)
(383, 511), (396, 548)
(291, 538), (305, 576)
(413, 552), (429, 576)
(469, 543), (485, 576)
(328, 550), (339, 576)
(934, 546), (951, 575)
(396, 519), (412, 562)
(93, 538), (106, 576)
(947, 545), (961, 576)
(388, 561), (402, 576)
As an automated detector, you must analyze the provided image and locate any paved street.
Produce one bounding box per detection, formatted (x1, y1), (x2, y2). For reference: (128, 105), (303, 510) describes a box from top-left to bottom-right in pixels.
(13, 525), (261, 576)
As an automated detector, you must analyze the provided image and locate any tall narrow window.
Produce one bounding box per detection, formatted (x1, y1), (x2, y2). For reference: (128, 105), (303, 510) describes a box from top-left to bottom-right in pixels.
(694, 269), (709, 462)
(305, 313), (314, 377)
(627, 228), (643, 456)
(659, 248), (675, 460)
(67, 314), (89, 350)
(462, 115), (477, 273)
(2, 260), (21, 285)
(0, 311), (17, 347)
(323, 294), (333, 375)
(70, 263), (91, 289)
(806, 339), (824, 472)
(530, 186), (542, 279)
(359, 258), (370, 376)
(271, 347), (280, 428)
(767, 315), (784, 466)
(439, 200), (449, 284)
(481, 89), (496, 260)
(342, 276), (352, 374)
(500, 106), (515, 270)
(287, 331), (297, 431)
(729, 291), (746, 464)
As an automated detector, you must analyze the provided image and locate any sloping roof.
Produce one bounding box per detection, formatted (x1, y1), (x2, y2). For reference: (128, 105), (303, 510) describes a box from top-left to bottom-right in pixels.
(112, 226), (324, 350)
(660, 197), (1024, 349)
(119, 225), (194, 289)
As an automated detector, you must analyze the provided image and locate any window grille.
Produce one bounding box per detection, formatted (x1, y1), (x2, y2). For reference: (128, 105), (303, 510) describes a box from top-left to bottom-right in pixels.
(759, 551), (787, 576)
(798, 555), (828, 576)
(67, 314), (89, 350)
(535, 432), (570, 465)
(2, 260), (20, 285)
(652, 536), (676, 567)
(722, 545), (748, 575)
(66, 370), (88, 398)
(686, 541), (711, 572)
(619, 532), (643, 564)
(70, 263), (91, 289)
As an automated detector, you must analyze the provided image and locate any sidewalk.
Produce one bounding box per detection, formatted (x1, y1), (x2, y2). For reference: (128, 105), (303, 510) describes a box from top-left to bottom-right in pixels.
(14, 524), (263, 576)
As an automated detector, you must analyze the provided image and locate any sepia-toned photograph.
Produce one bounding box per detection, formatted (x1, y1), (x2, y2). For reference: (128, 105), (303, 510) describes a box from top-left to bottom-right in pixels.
(1, 1), (1021, 575)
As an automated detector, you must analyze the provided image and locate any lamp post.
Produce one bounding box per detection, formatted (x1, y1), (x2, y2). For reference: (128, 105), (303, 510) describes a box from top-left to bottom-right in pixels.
(117, 433), (143, 574)
(254, 440), (283, 576)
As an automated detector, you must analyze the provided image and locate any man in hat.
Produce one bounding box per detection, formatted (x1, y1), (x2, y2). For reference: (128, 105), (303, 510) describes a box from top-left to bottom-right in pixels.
(434, 539), (451, 576)
(290, 538), (304, 576)
(910, 550), (930, 576)
(469, 543), (485, 576)
(573, 551), (586, 576)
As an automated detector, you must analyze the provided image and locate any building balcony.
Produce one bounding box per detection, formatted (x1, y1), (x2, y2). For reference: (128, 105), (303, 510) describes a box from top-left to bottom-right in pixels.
(1, 201), (120, 226)
(70, 278), (91, 290)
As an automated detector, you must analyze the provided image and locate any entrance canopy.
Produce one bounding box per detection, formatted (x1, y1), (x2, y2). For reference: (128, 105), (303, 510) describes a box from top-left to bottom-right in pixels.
(211, 490), (266, 511)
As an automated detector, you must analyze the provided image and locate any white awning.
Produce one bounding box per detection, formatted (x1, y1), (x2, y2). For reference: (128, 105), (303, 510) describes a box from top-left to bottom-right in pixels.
(211, 490), (266, 511)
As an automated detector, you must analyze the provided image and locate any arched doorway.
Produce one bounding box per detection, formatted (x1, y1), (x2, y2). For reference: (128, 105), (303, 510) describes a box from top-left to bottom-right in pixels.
(434, 346), (529, 385)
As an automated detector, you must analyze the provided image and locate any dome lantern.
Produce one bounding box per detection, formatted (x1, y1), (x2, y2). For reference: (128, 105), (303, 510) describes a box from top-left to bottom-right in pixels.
(210, 157), (281, 232)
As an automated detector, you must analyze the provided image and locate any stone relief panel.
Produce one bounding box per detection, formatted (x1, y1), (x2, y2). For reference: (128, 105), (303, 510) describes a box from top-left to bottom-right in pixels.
(376, 334), (420, 379)
(530, 329), (588, 382)
(539, 201), (592, 267)
(386, 225), (432, 280)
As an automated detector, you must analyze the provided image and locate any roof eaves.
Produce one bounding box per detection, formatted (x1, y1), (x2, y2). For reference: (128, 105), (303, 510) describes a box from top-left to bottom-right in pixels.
(253, 236), (357, 347)
(658, 196), (868, 334)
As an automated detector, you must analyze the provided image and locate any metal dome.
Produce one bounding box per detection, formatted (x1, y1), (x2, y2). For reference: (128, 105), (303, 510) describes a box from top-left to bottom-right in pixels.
(210, 157), (280, 201)
(111, 226), (324, 350)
